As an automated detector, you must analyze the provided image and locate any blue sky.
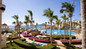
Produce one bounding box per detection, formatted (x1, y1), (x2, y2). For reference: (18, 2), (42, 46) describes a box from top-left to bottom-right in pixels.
(2, 0), (81, 25)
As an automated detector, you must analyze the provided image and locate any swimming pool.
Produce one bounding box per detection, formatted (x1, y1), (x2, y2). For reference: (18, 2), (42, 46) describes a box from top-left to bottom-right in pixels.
(39, 29), (76, 35)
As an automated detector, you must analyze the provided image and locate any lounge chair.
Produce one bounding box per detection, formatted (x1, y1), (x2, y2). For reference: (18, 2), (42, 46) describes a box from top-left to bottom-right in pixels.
(40, 44), (43, 46)
(44, 44), (47, 46)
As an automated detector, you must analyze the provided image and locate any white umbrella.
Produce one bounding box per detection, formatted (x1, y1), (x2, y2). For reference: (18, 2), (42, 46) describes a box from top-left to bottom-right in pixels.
(7, 33), (12, 35)
(36, 35), (41, 37)
(41, 35), (47, 37)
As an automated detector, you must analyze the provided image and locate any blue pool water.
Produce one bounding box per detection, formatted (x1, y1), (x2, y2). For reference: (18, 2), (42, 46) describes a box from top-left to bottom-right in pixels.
(38, 29), (76, 35)
(47, 30), (76, 35)
(9, 25), (76, 35)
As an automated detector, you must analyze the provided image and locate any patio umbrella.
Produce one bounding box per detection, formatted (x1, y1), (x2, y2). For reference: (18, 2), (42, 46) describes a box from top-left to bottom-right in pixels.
(41, 35), (47, 37)
(7, 33), (12, 35)
(36, 35), (41, 37)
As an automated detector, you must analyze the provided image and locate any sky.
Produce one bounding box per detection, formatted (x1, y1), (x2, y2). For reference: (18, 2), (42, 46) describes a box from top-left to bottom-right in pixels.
(2, 0), (81, 25)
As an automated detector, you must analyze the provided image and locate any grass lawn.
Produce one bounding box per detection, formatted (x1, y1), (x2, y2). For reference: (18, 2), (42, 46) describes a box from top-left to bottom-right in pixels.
(3, 38), (56, 49)
(2, 43), (24, 49)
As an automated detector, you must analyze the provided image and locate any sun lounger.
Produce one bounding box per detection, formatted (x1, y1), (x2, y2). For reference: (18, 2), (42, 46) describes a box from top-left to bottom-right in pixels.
(44, 44), (47, 46)
(40, 44), (43, 46)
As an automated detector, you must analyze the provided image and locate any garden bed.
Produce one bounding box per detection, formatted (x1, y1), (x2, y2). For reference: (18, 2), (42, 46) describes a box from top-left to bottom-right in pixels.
(29, 37), (55, 43)
(60, 39), (82, 44)
(14, 39), (56, 49)
(47, 35), (76, 40)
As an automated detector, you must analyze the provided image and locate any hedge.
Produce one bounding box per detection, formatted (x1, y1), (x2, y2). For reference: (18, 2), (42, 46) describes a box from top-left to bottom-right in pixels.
(2, 43), (24, 49)
(14, 39), (37, 49)
(14, 39), (56, 49)
(64, 44), (81, 49)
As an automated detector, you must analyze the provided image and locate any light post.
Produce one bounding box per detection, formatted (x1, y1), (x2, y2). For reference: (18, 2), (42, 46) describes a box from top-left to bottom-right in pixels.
(0, 0), (6, 49)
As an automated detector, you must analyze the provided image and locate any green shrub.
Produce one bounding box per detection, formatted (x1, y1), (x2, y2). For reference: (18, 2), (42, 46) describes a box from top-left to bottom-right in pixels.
(64, 44), (81, 49)
(20, 38), (26, 41)
(2, 43), (24, 49)
(14, 39), (37, 49)
(31, 30), (40, 36)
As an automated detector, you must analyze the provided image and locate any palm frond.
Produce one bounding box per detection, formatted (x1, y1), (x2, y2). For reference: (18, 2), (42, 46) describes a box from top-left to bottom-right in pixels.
(53, 15), (58, 20)
(24, 21), (27, 24)
(28, 10), (33, 17)
(12, 15), (18, 20)
(12, 21), (16, 24)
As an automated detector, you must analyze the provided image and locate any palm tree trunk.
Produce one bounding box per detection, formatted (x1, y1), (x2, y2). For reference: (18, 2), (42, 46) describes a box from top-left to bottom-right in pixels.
(0, 8), (2, 49)
(45, 26), (47, 34)
(19, 25), (20, 39)
(64, 20), (66, 40)
(31, 23), (33, 29)
(57, 24), (58, 30)
(17, 20), (18, 33)
(26, 23), (28, 31)
(50, 21), (52, 44)
(81, 0), (86, 49)
(67, 29), (68, 35)
(67, 20), (69, 35)
(0, 1), (2, 48)
(31, 18), (33, 29)
(69, 17), (72, 45)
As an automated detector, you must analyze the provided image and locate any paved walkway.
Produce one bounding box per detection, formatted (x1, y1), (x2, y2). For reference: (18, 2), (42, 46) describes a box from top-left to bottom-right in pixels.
(55, 40), (66, 49)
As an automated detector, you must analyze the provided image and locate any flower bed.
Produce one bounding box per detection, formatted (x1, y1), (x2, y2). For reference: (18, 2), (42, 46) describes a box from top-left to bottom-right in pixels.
(22, 32), (32, 37)
(22, 30), (39, 37)
(29, 37), (55, 43)
(60, 39), (82, 44)
(47, 35), (75, 40)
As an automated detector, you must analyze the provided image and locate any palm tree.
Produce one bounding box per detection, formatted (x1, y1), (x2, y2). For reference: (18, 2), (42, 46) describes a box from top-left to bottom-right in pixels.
(52, 22), (56, 30)
(12, 15), (19, 33)
(54, 16), (59, 30)
(60, 2), (74, 45)
(35, 23), (38, 29)
(19, 21), (23, 27)
(12, 21), (22, 39)
(61, 14), (67, 40)
(56, 19), (61, 30)
(18, 21), (23, 38)
(81, 0), (86, 49)
(24, 21), (28, 30)
(24, 15), (30, 31)
(43, 8), (57, 44)
(44, 22), (47, 34)
(59, 21), (62, 29)
(66, 17), (69, 35)
(12, 21), (16, 30)
(30, 20), (34, 29)
(28, 10), (33, 29)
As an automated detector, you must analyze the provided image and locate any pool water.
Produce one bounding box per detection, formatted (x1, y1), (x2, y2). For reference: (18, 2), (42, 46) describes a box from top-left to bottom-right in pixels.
(9, 25), (76, 35)
(39, 29), (76, 35)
